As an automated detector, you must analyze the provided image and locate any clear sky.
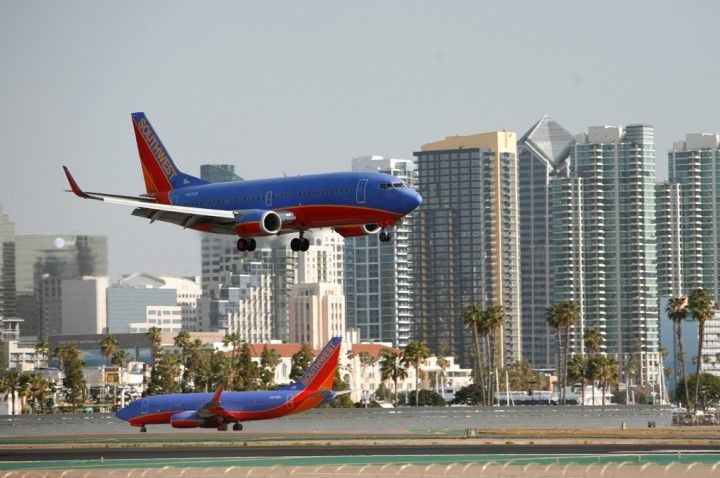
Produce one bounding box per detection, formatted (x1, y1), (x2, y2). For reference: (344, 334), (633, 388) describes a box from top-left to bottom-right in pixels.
(1, 1), (719, 278)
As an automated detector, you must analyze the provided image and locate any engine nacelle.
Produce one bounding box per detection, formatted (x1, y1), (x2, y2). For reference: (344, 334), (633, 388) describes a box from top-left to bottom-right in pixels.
(334, 224), (382, 238)
(234, 210), (282, 236)
(170, 411), (201, 428)
(170, 411), (223, 429)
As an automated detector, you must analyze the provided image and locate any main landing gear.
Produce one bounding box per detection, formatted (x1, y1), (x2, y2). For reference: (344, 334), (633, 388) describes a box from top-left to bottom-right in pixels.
(233, 422), (243, 431)
(379, 230), (392, 242)
(290, 232), (310, 252)
(140, 425), (147, 433)
(236, 237), (257, 252)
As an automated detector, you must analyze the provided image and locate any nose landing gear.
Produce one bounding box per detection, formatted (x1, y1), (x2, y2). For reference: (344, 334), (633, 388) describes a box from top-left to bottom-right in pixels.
(379, 231), (392, 242)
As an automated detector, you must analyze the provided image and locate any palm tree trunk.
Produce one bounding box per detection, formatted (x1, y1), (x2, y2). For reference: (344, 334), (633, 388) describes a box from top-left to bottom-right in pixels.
(556, 328), (562, 404)
(471, 324), (485, 404)
(393, 377), (398, 406)
(676, 323), (690, 409)
(415, 360), (420, 406)
(694, 322), (705, 411)
(564, 326), (571, 405)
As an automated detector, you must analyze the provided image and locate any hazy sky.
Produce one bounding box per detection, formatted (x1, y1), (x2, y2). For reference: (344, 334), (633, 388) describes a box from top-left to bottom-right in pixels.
(2, 1), (719, 278)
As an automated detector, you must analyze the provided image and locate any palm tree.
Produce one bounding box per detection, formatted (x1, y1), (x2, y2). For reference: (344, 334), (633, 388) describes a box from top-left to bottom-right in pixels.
(667, 295), (690, 408)
(27, 373), (49, 414)
(174, 331), (192, 391)
(145, 327), (163, 364)
(463, 303), (485, 392)
(479, 304), (505, 405)
(402, 340), (430, 406)
(222, 332), (242, 387)
(0, 370), (20, 414)
(34, 340), (49, 369)
(567, 355), (588, 405)
(595, 355), (619, 405)
(436, 342), (450, 397)
(546, 301), (579, 404)
(99, 335), (119, 366)
(583, 328), (603, 405)
(111, 349), (130, 368)
(379, 348), (408, 406)
(688, 288), (715, 411)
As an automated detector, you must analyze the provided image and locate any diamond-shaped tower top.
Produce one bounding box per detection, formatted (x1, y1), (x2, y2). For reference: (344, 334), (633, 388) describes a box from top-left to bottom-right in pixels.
(518, 115), (575, 166)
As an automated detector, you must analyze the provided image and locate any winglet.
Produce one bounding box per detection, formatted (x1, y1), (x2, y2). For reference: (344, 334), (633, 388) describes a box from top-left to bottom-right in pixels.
(62, 166), (92, 199)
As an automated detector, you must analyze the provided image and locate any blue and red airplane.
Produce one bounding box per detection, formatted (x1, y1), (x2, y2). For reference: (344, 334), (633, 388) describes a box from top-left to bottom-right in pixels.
(116, 337), (344, 432)
(63, 113), (421, 252)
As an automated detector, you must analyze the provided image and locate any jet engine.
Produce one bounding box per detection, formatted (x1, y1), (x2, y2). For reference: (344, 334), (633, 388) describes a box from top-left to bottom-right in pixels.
(334, 224), (382, 238)
(234, 210), (283, 236)
(170, 411), (202, 428)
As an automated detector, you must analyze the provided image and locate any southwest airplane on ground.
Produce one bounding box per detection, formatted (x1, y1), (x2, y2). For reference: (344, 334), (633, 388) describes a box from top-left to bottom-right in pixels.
(63, 113), (422, 252)
(115, 337), (343, 432)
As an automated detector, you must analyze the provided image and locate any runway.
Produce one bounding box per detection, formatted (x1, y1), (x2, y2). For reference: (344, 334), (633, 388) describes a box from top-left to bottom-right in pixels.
(2, 443), (720, 462)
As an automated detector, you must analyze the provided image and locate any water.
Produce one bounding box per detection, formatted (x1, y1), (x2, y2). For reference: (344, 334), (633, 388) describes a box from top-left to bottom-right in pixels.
(0, 405), (674, 438)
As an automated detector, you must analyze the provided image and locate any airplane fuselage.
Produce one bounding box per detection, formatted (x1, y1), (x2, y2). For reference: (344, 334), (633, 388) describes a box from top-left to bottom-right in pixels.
(166, 171), (420, 234)
(117, 388), (335, 429)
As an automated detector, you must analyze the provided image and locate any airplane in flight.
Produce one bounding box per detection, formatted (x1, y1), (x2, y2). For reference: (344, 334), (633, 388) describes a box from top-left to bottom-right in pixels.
(63, 113), (422, 252)
(115, 336), (344, 432)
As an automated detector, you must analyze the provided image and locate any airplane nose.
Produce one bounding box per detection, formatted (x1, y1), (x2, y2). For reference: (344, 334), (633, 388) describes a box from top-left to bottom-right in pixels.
(404, 189), (422, 212)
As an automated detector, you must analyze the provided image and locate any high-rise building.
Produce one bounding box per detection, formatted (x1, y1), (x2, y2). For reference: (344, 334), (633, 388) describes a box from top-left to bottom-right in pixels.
(413, 131), (521, 368)
(14, 234), (107, 336)
(288, 282), (345, 349)
(200, 163), (244, 299)
(198, 164), (297, 340)
(517, 117), (575, 369)
(658, 133), (720, 298)
(657, 133), (720, 376)
(199, 257), (274, 342)
(106, 273), (180, 334)
(344, 156), (417, 347)
(0, 205), (16, 319)
(158, 275), (201, 332)
(298, 229), (344, 286)
(558, 125), (659, 382)
(58, 276), (109, 335)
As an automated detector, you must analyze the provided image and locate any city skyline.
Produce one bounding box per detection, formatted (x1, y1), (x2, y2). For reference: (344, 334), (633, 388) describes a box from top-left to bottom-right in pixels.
(2, 2), (720, 276)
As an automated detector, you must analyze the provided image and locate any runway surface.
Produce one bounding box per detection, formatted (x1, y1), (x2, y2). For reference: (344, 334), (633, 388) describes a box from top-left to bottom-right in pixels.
(0, 405), (675, 437)
(2, 443), (720, 462)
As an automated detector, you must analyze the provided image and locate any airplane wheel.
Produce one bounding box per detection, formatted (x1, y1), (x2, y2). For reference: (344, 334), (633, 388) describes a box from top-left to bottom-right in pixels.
(246, 238), (257, 252)
(233, 423), (243, 431)
(379, 231), (391, 242)
(140, 426), (147, 433)
(300, 238), (310, 251)
(217, 424), (228, 431)
(290, 238), (301, 252)
(237, 238), (247, 251)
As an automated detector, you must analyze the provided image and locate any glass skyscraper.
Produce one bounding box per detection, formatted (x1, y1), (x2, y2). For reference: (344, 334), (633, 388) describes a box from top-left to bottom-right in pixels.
(657, 133), (720, 376)
(557, 125), (659, 372)
(517, 117), (575, 369)
(344, 156), (417, 347)
(413, 132), (521, 368)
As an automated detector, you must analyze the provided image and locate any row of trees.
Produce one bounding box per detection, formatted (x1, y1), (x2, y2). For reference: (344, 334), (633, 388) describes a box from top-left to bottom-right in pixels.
(460, 288), (715, 408)
(668, 288), (715, 411)
(0, 340), (87, 413)
(376, 340), (430, 406)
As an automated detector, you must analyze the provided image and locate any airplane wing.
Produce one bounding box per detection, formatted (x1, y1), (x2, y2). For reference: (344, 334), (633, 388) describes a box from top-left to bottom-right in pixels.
(63, 166), (237, 233)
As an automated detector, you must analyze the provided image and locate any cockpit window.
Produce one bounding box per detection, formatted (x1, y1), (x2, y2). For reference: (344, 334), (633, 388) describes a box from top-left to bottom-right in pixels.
(393, 183), (404, 188)
(379, 183), (392, 190)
